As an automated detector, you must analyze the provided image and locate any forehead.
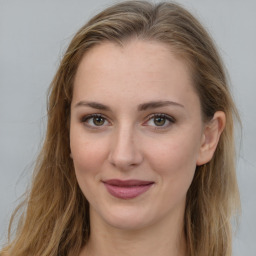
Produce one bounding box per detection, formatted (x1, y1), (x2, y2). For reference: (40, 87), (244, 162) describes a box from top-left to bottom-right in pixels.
(76, 39), (191, 80)
(72, 39), (199, 111)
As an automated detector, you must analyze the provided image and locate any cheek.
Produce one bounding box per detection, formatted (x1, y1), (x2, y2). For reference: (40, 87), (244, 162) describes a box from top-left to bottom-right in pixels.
(70, 128), (108, 179)
(144, 132), (201, 185)
(145, 136), (199, 210)
(70, 132), (109, 202)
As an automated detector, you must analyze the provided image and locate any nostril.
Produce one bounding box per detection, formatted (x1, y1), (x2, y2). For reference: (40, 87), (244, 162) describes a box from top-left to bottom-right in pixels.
(108, 147), (143, 169)
(108, 129), (143, 169)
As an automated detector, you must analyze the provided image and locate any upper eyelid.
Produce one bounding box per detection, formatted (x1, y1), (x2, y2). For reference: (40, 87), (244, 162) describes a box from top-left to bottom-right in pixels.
(80, 113), (175, 125)
(81, 113), (109, 121)
(80, 112), (174, 118)
(145, 113), (175, 121)
(81, 114), (111, 129)
(143, 114), (175, 130)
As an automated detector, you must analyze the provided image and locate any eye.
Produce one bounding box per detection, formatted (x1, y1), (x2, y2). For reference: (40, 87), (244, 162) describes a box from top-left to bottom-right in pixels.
(81, 114), (110, 128)
(144, 114), (175, 128)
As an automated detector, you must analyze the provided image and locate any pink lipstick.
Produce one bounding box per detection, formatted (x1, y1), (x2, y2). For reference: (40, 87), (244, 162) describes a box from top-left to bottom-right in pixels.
(103, 179), (154, 199)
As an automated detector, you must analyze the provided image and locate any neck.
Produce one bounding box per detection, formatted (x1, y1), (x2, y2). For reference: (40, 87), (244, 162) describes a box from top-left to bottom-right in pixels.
(80, 208), (187, 256)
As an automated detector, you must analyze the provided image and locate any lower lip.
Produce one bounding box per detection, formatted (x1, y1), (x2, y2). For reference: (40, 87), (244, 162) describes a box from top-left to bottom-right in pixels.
(104, 183), (153, 199)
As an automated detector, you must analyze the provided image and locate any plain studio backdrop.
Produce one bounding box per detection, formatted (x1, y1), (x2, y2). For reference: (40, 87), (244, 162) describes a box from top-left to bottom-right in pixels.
(0, 0), (255, 255)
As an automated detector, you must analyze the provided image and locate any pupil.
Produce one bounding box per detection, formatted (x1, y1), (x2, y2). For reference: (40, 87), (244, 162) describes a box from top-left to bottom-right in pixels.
(93, 116), (104, 126)
(154, 117), (165, 126)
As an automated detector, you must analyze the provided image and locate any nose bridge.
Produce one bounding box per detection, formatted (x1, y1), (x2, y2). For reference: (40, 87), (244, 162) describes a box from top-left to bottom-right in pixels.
(108, 122), (143, 169)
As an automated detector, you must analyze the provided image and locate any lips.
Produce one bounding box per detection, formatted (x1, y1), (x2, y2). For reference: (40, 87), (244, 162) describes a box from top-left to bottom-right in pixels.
(103, 179), (154, 199)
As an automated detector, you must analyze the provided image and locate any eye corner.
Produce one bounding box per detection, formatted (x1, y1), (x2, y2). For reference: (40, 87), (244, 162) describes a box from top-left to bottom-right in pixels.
(142, 113), (175, 129)
(81, 113), (111, 129)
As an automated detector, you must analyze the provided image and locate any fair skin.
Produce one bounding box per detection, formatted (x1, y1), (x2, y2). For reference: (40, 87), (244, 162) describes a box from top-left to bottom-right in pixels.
(70, 39), (225, 256)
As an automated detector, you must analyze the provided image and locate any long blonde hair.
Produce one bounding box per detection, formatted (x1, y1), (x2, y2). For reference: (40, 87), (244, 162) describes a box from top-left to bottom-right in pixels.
(1, 1), (240, 255)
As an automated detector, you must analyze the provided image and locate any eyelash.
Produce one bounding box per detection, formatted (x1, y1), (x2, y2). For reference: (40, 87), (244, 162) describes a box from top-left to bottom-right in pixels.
(81, 113), (175, 130)
(144, 113), (175, 129)
(81, 114), (111, 128)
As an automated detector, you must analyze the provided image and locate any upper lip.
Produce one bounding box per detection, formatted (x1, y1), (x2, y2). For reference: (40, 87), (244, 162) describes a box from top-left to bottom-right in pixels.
(103, 179), (155, 187)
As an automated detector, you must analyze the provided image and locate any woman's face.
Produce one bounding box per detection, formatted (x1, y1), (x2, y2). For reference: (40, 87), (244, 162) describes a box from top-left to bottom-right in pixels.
(70, 40), (206, 230)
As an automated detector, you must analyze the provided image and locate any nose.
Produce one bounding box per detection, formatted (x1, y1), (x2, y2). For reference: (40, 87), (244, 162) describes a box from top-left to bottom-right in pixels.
(108, 125), (143, 170)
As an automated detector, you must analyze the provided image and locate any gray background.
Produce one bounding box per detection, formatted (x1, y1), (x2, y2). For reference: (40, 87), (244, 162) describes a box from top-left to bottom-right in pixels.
(0, 0), (255, 255)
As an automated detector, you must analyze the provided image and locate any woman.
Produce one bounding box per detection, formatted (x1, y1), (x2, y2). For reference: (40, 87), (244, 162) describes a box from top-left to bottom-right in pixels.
(1, 1), (240, 255)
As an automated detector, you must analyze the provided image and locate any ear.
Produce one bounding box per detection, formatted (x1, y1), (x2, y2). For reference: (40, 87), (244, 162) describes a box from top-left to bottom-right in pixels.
(196, 111), (226, 166)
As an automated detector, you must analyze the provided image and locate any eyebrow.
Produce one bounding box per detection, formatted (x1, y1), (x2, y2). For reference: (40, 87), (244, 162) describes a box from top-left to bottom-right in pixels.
(75, 101), (111, 111)
(137, 100), (184, 111)
(74, 100), (184, 111)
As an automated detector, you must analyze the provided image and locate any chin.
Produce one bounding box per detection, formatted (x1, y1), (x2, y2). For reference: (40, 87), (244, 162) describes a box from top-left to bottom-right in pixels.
(105, 215), (151, 231)
(92, 203), (156, 231)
